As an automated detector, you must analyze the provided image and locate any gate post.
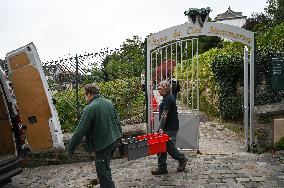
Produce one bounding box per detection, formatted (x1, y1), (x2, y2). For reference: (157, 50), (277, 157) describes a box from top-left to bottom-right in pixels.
(244, 47), (249, 149)
(146, 38), (152, 133)
(250, 39), (255, 147)
(144, 38), (148, 129)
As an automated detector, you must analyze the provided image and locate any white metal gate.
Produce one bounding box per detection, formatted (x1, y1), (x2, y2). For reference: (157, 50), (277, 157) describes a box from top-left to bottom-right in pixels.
(146, 10), (255, 149)
(147, 38), (200, 149)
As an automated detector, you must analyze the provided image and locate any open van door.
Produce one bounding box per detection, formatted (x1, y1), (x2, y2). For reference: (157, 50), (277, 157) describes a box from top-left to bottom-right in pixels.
(5, 43), (64, 153)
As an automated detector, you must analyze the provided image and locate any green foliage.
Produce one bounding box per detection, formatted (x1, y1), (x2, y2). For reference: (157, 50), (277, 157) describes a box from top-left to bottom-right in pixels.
(54, 89), (86, 132)
(257, 21), (284, 49)
(178, 42), (244, 120)
(83, 66), (105, 84)
(221, 42), (244, 54)
(184, 7), (211, 25)
(47, 79), (57, 91)
(211, 44), (244, 120)
(212, 54), (243, 93)
(242, 0), (284, 33)
(99, 77), (145, 120)
(205, 22), (284, 119)
(53, 36), (147, 133)
(101, 56), (110, 81)
(243, 0), (284, 33)
(198, 36), (222, 54)
(219, 95), (243, 121)
(176, 42), (244, 119)
(255, 22), (284, 105)
(102, 36), (145, 81)
(265, 0), (284, 26)
(177, 48), (220, 117)
(54, 77), (145, 132)
(243, 13), (271, 32)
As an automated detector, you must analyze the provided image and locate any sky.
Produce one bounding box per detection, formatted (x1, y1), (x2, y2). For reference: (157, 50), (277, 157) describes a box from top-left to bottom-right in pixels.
(0, 0), (268, 62)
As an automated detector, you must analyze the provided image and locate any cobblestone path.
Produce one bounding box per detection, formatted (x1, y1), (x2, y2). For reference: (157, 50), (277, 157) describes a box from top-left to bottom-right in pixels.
(4, 122), (284, 188)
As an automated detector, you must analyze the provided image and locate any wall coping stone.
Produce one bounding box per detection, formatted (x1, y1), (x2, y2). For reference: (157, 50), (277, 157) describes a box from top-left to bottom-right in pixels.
(255, 102), (284, 116)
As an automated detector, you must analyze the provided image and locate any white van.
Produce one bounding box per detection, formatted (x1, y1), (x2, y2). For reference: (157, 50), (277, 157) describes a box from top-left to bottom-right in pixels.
(0, 43), (64, 185)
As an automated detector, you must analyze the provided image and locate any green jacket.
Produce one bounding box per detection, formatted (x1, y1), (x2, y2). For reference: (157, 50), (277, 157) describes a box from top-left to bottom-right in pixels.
(68, 95), (122, 153)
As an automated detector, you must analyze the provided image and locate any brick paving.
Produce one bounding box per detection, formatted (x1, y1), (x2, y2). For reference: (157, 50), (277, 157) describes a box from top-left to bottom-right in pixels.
(4, 121), (284, 188)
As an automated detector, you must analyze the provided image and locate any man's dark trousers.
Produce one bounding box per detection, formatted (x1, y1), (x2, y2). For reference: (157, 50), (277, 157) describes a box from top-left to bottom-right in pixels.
(95, 142), (118, 188)
(158, 130), (185, 170)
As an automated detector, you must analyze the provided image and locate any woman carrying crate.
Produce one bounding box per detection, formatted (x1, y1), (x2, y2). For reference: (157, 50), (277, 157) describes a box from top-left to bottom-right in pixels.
(151, 81), (188, 175)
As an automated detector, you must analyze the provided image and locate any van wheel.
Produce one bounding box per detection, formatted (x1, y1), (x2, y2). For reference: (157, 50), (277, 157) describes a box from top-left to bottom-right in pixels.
(0, 178), (12, 186)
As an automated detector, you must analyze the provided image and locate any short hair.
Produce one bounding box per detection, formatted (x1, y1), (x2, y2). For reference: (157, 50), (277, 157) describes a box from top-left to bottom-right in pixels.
(84, 83), (100, 95)
(158, 81), (171, 94)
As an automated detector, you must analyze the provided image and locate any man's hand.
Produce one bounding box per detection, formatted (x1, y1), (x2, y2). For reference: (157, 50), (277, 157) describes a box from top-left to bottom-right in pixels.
(118, 140), (126, 158)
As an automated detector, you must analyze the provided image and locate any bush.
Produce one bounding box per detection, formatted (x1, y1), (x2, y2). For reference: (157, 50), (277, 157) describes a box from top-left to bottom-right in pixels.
(54, 77), (145, 132)
(99, 77), (145, 121)
(177, 48), (220, 117)
(211, 46), (244, 120)
(219, 95), (243, 121)
(255, 22), (284, 105)
(54, 89), (86, 132)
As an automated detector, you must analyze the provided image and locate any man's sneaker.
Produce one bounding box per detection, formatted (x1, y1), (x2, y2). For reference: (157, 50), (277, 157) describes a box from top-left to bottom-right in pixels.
(151, 168), (168, 175)
(177, 157), (188, 172)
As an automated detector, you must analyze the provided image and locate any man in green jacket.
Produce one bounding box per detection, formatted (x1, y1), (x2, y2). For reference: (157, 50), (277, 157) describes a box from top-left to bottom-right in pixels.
(68, 83), (122, 188)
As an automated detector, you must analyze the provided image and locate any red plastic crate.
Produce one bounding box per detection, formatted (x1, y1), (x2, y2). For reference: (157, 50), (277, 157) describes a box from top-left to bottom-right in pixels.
(136, 133), (170, 155)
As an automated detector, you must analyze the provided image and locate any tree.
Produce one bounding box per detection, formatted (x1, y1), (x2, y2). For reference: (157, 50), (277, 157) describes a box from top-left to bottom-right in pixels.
(101, 36), (145, 80)
(265, 0), (284, 25)
(198, 36), (222, 54)
(101, 55), (111, 81)
(83, 66), (105, 84)
(242, 0), (284, 32)
(242, 12), (271, 32)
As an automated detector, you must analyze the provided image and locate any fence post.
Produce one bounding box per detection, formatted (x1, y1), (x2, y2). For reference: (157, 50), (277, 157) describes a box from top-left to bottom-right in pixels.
(75, 54), (80, 121)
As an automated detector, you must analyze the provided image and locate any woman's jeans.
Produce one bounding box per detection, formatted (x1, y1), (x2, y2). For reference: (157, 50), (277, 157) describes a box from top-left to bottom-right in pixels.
(158, 130), (186, 170)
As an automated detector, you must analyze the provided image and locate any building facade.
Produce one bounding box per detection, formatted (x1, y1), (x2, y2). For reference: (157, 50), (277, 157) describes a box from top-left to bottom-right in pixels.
(215, 6), (247, 27)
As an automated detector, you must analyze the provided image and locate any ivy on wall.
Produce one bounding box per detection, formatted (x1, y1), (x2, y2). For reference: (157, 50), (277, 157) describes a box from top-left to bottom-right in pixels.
(177, 48), (220, 117)
(255, 22), (284, 105)
(211, 50), (244, 121)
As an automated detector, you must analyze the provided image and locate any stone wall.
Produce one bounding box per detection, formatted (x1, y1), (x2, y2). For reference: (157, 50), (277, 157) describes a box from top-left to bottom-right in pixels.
(255, 102), (284, 147)
(255, 123), (273, 147)
(26, 133), (96, 167)
(26, 123), (147, 167)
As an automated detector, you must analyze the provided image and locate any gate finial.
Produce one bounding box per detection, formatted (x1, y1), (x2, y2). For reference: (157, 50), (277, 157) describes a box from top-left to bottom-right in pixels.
(184, 7), (211, 27)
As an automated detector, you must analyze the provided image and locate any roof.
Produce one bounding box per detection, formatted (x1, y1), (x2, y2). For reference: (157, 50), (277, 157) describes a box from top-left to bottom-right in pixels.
(215, 6), (246, 21)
